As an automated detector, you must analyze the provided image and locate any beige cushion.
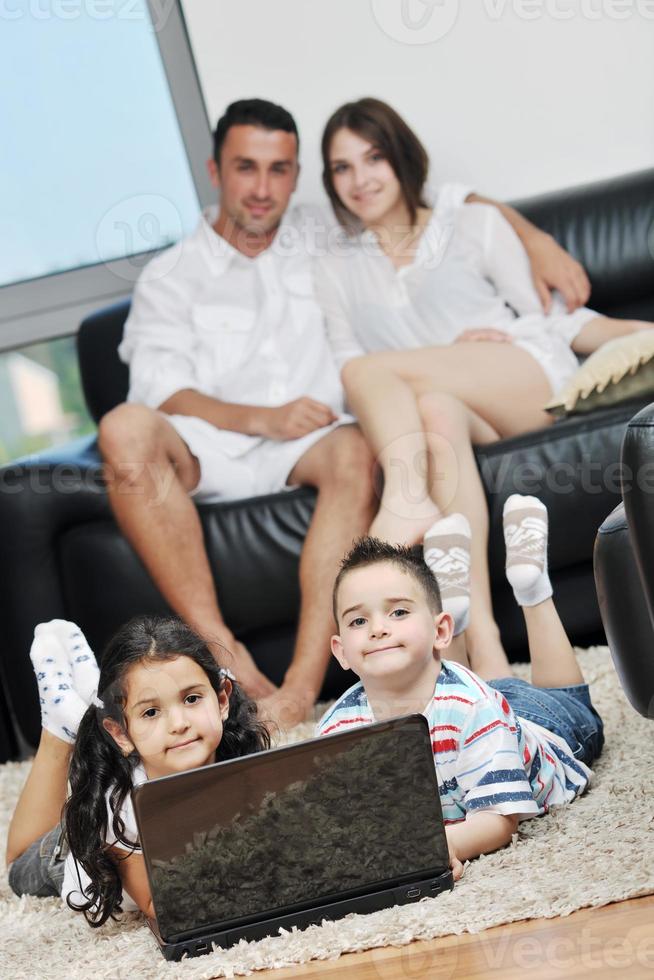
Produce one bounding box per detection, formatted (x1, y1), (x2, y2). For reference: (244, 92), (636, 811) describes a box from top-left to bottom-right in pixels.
(545, 329), (654, 417)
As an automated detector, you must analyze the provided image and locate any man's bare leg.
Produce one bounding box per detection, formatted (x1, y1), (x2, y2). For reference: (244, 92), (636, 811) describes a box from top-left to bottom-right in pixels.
(258, 425), (377, 729)
(98, 403), (275, 698)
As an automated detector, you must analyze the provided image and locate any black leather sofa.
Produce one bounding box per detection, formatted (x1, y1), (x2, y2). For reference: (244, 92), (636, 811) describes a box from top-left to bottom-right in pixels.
(594, 402), (654, 719)
(1, 168), (654, 757)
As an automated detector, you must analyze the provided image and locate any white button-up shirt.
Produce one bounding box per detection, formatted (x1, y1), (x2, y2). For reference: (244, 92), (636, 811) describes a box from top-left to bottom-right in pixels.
(119, 204), (346, 419)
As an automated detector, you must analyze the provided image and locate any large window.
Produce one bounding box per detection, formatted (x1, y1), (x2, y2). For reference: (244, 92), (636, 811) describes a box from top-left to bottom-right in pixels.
(0, 0), (214, 350)
(0, 337), (94, 464)
(0, 0), (214, 463)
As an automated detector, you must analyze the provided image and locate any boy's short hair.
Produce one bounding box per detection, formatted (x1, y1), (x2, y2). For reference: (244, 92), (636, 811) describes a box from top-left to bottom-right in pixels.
(213, 98), (299, 165)
(332, 536), (442, 622)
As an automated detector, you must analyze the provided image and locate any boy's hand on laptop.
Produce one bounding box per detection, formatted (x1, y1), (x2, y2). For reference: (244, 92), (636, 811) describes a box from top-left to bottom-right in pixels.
(447, 839), (464, 882)
(258, 398), (337, 441)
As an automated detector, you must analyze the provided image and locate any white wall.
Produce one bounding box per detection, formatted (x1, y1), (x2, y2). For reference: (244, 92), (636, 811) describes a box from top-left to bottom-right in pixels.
(181, 0), (654, 205)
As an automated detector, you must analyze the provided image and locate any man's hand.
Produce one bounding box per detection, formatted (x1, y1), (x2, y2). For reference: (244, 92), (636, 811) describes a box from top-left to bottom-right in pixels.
(523, 229), (591, 314)
(257, 684), (316, 732)
(455, 328), (512, 344)
(257, 398), (337, 441)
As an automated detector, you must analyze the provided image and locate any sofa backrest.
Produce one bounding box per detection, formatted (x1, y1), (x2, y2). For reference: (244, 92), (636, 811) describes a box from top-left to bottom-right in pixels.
(514, 167), (654, 318)
(77, 299), (131, 423)
(77, 168), (654, 423)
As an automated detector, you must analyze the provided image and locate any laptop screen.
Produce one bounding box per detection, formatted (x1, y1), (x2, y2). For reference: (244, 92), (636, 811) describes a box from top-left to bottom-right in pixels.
(133, 715), (449, 942)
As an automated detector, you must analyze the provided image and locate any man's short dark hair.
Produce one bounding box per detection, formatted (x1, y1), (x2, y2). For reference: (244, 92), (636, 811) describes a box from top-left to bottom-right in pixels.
(213, 98), (299, 165)
(332, 536), (442, 623)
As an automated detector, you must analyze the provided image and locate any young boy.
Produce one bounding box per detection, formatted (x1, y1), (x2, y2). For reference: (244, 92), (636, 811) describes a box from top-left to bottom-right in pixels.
(317, 495), (604, 877)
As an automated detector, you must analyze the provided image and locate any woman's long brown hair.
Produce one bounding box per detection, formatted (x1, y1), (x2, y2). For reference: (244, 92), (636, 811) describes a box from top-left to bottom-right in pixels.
(321, 97), (430, 229)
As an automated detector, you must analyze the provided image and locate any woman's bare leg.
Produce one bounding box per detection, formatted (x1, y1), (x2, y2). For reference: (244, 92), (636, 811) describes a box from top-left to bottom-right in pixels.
(447, 633), (471, 668)
(341, 359), (441, 543)
(572, 317), (653, 356)
(418, 391), (510, 677)
(342, 342), (554, 677)
(6, 731), (72, 865)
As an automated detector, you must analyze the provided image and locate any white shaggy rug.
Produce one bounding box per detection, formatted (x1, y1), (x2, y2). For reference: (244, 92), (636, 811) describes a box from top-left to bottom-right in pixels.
(1, 647), (653, 979)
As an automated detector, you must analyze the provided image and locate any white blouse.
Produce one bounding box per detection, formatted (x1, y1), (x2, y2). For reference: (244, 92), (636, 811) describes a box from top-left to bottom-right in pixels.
(314, 189), (595, 394)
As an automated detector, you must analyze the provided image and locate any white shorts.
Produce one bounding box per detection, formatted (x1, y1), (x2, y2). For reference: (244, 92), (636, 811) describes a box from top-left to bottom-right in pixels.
(509, 306), (598, 396)
(166, 413), (356, 502)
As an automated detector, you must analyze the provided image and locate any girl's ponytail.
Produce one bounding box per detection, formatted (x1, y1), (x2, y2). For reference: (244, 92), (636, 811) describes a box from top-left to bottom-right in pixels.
(217, 673), (270, 760)
(63, 704), (137, 927)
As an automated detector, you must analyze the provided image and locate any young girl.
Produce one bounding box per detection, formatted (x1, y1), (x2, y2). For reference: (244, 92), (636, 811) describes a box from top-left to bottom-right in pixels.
(315, 96), (653, 680)
(6, 616), (270, 926)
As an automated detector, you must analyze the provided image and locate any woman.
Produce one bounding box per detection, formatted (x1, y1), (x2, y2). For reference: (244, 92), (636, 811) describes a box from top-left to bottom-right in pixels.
(315, 97), (651, 678)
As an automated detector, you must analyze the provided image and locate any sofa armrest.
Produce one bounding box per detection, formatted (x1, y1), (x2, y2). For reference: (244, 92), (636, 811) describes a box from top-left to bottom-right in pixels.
(594, 401), (654, 718)
(0, 435), (108, 745)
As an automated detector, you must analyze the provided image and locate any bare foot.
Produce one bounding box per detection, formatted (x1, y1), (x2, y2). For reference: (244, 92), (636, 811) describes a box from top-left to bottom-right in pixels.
(207, 631), (278, 700)
(370, 499), (441, 546)
(257, 685), (315, 733)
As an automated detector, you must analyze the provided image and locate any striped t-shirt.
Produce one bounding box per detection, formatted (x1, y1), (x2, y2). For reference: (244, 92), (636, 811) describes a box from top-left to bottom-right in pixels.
(316, 661), (592, 823)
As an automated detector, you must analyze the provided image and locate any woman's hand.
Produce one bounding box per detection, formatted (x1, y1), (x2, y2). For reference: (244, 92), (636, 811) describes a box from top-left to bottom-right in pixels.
(455, 328), (512, 344)
(523, 229), (591, 314)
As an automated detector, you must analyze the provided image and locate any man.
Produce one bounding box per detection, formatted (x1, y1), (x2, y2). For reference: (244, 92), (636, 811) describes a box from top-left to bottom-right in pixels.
(99, 98), (589, 727)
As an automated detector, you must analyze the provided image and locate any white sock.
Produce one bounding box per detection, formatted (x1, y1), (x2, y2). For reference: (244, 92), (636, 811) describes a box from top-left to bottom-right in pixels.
(30, 627), (88, 743)
(503, 495), (552, 607)
(35, 620), (100, 706)
(423, 513), (471, 636)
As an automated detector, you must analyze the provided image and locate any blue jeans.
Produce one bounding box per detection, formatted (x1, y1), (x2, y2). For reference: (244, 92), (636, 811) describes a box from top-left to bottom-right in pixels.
(488, 678), (604, 767)
(7, 823), (66, 898)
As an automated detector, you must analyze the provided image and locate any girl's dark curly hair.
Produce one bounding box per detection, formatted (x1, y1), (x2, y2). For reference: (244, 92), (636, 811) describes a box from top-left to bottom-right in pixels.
(63, 615), (270, 927)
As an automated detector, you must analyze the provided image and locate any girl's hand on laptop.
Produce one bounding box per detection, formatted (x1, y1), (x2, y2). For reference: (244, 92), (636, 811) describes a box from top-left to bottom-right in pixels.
(455, 328), (512, 344)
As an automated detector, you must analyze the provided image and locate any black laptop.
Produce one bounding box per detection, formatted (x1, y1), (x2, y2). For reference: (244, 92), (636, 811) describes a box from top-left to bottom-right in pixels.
(131, 713), (453, 960)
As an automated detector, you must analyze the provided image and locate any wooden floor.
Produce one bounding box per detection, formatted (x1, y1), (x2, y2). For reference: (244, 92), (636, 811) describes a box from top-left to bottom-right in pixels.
(258, 894), (654, 979)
